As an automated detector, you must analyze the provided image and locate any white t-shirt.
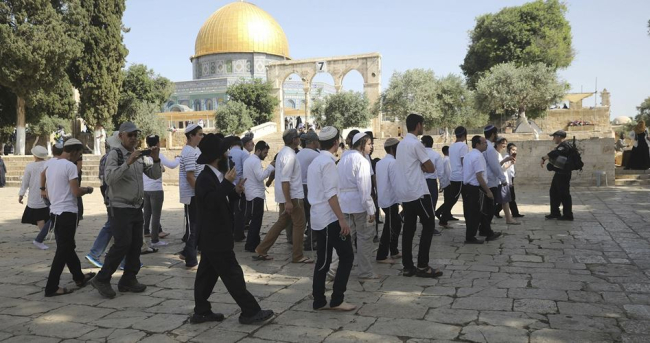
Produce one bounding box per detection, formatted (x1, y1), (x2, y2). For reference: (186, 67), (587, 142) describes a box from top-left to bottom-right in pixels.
(307, 151), (339, 231)
(424, 148), (443, 180)
(45, 158), (79, 215)
(296, 148), (320, 185)
(179, 145), (203, 204)
(462, 149), (486, 187)
(19, 160), (48, 209)
(243, 154), (274, 201)
(274, 146), (304, 203)
(395, 133), (431, 203)
(449, 142), (469, 182)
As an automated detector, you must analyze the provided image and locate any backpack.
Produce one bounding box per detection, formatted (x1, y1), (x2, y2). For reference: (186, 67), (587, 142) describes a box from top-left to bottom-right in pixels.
(565, 137), (584, 171)
(98, 148), (125, 199)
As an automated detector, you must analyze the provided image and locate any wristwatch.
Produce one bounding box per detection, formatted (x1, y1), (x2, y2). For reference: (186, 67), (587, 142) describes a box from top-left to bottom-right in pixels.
(40, 187), (46, 191)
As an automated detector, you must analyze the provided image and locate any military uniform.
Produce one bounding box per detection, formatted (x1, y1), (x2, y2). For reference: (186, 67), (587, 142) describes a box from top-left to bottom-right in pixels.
(546, 141), (573, 220)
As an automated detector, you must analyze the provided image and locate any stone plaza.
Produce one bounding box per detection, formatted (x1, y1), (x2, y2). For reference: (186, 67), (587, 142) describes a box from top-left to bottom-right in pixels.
(0, 183), (649, 343)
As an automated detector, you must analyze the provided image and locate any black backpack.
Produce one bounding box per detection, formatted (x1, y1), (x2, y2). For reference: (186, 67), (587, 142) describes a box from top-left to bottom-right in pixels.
(565, 137), (584, 171)
(98, 148), (125, 199)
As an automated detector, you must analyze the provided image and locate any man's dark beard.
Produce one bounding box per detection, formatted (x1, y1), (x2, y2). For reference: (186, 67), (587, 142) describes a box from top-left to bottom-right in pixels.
(217, 158), (229, 173)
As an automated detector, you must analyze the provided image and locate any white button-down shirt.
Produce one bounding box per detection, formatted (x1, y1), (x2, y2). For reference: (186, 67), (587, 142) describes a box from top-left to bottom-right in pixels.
(307, 151), (339, 231)
(449, 142), (469, 182)
(337, 150), (375, 215)
(296, 148), (320, 185)
(229, 146), (249, 184)
(395, 133), (431, 203)
(482, 144), (507, 188)
(424, 147), (444, 180)
(274, 146), (304, 203)
(243, 154), (274, 201)
(438, 156), (451, 189)
(463, 149), (486, 186)
(375, 154), (399, 208)
(505, 154), (515, 180)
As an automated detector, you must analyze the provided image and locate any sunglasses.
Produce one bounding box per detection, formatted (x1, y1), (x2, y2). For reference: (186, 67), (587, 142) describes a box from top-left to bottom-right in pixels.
(127, 132), (139, 138)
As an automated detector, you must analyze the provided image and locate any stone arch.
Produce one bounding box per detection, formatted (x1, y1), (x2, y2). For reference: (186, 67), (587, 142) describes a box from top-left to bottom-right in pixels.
(267, 53), (382, 132)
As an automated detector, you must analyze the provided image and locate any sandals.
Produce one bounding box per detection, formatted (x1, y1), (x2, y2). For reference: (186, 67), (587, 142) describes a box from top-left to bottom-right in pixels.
(45, 287), (74, 297)
(415, 266), (443, 278)
(75, 272), (96, 288)
(158, 232), (170, 238)
(252, 255), (274, 261)
(141, 247), (158, 255)
(293, 257), (314, 264)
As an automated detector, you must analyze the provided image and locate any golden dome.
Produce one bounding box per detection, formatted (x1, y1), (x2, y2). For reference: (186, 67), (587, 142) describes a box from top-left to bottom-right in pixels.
(194, 2), (290, 59)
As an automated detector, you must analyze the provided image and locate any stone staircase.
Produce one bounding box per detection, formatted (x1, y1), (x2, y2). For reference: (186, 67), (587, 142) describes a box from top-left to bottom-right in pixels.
(1, 154), (103, 188)
(615, 167), (650, 186)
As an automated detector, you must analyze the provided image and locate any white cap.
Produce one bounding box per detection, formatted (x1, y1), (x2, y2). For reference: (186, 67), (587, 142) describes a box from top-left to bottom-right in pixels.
(352, 132), (367, 145)
(31, 146), (48, 159)
(318, 126), (338, 141)
(184, 124), (201, 134)
(63, 138), (83, 147)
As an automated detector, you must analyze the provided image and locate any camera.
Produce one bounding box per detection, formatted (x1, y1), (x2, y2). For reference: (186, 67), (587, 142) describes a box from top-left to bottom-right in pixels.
(140, 149), (152, 156)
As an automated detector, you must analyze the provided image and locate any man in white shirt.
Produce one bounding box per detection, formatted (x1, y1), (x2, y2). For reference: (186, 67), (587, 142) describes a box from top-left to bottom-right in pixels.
(242, 141), (275, 252)
(462, 136), (493, 244)
(395, 113), (443, 278)
(229, 136), (249, 242)
(297, 131), (320, 250)
(375, 138), (401, 262)
(421, 135), (445, 212)
(480, 125), (505, 241)
(337, 132), (376, 279)
(308, 126), (356, 311)
(179, 124), (204, 268)
(438, 146), (451, 191)
(254, 129), (312, 263)
(44, 139), (95, 297)
(436, 127), (468, 227)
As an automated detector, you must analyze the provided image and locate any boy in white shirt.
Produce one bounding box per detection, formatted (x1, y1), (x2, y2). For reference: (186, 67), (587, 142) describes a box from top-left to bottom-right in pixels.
(242, 141), (275, 252)
(375, 138), (401, 262)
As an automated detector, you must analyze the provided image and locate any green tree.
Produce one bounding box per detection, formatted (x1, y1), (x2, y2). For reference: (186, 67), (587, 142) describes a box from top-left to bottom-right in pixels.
(131, 102), (167, 138)
(215, 101), (254, 135)
(0, 0), (83, 154)
(226, 78), (279, 126)
(116, 64), (174, 129)
(376, 69), (439, 128)
(312, 91), (371, 129)
(635, 96), (650, 124)
(474, 62), (568, 126)
(461, 0), (574, 88)
(435, 74), (487, 129)
(68, 0), (128, 129)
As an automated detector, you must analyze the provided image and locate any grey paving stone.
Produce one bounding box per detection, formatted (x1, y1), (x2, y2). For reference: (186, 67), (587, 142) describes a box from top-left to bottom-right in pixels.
(548, 314), (620, 333)
(36, 304), (115, 324)
(621, 320), (650, 335)
(105, 328), (147, 343)
(27, 320), (96, 340)
(273, 310), (375, 331)
(513, 299), (557, 314)
(191, 328), (247, 343)
(254, 323), (333, 342)
(452, 297), (513, 311)
(531, 279), (583, 291)
(624, 305), (650, 320)
(367, 318), (460, 340)
(508, 288), (568, 301)
(530, 328), (614, 343)
(130, 313), (187, 333)
(478, 311), (544, 329)
(557, 302), (623, 318)
(424, 308), (478, 325)
(324, 330), (402, 343)
(460, 324), (529, 343)
(1, 336), (61, 343)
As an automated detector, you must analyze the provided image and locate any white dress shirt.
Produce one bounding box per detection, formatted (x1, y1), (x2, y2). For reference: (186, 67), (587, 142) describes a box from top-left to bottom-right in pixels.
(375, 154), (400, 208)
(274, 146), (304, 203)
(229, 146), (249, 184)
(438, 156), (452, 189)
(449, 142), (469, 182)
(482, 144), (507, 188)
(462, 149), (486, 187)
(307, 151), (339, 231)
(424, 148), (444, 180)
(19, 160), (48, 209)
(296, 148), (320, 185)
(395, 133), (431, 203)
(243, 154), (274, 201)
(505, 154), (515, 181)
(337, 150), (375, 215)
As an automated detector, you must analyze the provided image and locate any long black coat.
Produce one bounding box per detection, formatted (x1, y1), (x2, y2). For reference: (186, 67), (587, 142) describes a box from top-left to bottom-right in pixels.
(195, 166), (236, 253)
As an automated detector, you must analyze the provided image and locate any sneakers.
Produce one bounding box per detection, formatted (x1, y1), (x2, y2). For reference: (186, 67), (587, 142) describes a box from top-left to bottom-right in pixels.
(90, 277), (116, 299)
(239, 309), (274, 325)
(33, 240), (49, 250)
(190, 311), (224, 324)
(558, 216), (574, 221)
(118, 278), (147, 293)
(485, 232), (502, 241)
(85, 255), (103, 268)
(150, 241), (169, 247)
(545, 214), (562, 220)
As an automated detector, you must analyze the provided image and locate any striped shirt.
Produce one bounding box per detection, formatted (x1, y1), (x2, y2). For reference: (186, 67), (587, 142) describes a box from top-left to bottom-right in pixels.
(179, 145), (203, 204)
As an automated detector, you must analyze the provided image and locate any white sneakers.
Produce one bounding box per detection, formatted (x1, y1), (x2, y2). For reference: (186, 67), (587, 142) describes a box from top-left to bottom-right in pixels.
(150, 241), (169, 247)
(33, 240), (49, 250)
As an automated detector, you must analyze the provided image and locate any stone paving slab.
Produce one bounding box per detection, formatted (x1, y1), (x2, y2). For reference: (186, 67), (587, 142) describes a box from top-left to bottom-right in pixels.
(0, 185), (649, 342)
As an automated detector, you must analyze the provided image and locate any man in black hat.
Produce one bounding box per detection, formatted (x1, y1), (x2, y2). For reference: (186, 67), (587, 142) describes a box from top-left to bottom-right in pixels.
(191, 133), (274, 325)
(541, 130), (573, 221)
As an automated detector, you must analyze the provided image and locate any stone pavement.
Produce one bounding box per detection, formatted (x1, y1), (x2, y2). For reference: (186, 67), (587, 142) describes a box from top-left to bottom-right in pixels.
(0, 184), (649, 343)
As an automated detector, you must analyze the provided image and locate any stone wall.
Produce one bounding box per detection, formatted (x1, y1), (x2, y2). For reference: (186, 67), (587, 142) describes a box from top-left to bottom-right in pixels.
(535, 106), (611, 134)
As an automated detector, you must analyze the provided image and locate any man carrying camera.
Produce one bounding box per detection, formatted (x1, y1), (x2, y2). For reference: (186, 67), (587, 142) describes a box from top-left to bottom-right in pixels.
(91, 122), (162, 298)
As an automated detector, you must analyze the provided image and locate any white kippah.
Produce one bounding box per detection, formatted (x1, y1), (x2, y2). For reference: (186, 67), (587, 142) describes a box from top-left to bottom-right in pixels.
(384, 138), (400, 148)
(352, 132), (367, 145)
(184, 124), (200, 134)
(319, 126), (337, 141)
(63, 138), (82, 147)
(31, 146), (48, 159)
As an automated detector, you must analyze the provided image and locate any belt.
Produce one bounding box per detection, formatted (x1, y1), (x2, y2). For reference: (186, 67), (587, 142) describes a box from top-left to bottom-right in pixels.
(340, 187), (357, 193)
(463, 184), (480, 188)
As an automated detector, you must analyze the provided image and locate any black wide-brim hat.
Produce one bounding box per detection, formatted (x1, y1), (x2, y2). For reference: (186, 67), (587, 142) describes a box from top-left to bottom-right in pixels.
(197, 133), (229, 164)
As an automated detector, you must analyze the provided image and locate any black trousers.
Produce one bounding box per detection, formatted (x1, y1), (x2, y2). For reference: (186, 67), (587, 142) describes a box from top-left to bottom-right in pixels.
(312, 221), (354, 309)
(462, 185), (482, 240)
(45, 212), (84, 295)
(194, 250), (261, 317)
(182, 197), (199, 265)
(376, 204), (402, 260)
(96, 207), (143, 283)
(495, 179), (520, 216)
(401, 195), (435, 270)
(244, 198), (265, 251)
(478, 187), (497, 236)
(232, 196), (246, 241)
(426, 179), (439, 211)
(436, 181), (462, 224)
(303, 185), (317, 246)
(550, 172), (572, 217)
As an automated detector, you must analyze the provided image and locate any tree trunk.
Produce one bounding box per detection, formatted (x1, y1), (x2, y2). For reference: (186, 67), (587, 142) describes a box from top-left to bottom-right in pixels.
(32, 135), (40, 150)
(16, 96), (26, 155)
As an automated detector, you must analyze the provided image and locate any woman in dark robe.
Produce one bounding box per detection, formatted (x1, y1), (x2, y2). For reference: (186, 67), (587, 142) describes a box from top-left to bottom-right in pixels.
(626, 120), (650, 170)
(0, 154), (6, 187)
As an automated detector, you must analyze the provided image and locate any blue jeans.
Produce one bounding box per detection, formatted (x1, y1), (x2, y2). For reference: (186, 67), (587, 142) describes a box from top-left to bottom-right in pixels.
(89, 214), (112, 260)
(35, 219), (51, 243)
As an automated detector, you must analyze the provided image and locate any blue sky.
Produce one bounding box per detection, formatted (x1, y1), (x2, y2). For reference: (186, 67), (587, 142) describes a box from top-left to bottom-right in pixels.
(123, 0), (650, 119)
